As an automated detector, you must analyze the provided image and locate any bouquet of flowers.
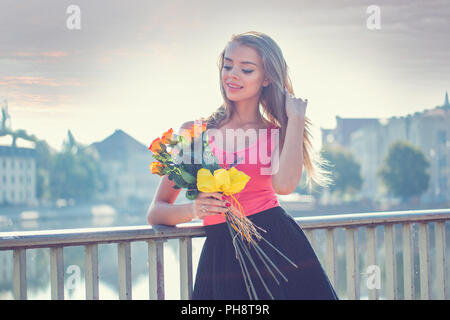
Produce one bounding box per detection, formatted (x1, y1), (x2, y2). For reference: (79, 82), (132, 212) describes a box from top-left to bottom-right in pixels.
(148, 121), (297, 300)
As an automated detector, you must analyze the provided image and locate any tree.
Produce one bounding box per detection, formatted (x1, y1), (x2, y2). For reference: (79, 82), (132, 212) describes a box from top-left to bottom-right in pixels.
(49, 130), (106, 203)
(34, 139), (53, 201)
(320, 145), (363, 198)
(378, 140), (430, 203)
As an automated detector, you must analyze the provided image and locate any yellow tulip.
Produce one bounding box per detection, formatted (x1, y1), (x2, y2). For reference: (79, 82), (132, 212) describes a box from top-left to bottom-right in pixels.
(196, 167), (250, 195)
(227, 166), (251, 194)
(213, 168), (231, 192)
(197, 168), (217, 193)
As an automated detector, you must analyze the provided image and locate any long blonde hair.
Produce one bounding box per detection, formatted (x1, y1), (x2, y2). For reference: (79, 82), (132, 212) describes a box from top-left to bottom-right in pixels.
(206, 31), (333, 193)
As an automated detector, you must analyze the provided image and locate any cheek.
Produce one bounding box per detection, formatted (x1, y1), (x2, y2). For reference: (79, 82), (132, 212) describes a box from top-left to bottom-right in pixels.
(221, 70), (263, 89)
(221, 71), (229, 85)
(243, 74), (265, 91)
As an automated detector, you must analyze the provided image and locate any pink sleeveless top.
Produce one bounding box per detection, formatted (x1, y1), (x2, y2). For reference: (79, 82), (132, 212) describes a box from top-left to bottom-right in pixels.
(203, 124), (280, 226)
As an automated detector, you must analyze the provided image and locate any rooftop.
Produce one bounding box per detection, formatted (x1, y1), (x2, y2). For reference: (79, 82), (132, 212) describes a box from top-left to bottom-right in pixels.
(89, 129), (148, 162)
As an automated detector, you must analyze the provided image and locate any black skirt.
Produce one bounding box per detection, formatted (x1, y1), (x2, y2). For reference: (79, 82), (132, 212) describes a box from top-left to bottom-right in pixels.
(192, 206), (339, 300)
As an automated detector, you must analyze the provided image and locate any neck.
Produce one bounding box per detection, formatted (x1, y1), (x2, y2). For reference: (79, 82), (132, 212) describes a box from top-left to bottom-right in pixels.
(231, 95), (263, 125)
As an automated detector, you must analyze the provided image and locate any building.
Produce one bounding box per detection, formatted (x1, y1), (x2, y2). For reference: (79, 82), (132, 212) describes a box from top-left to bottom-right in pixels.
(0, 135), (38, 206)
(322, 92), (450, 204)
(89, 129), (160, 209)
(407, 101), (449, 202)
(321, 116), (379, 149)
(348, 121), (385, 201)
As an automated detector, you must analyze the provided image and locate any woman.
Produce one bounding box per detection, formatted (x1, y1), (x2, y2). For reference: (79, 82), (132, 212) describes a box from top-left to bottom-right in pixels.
(147, 31), (338, 300)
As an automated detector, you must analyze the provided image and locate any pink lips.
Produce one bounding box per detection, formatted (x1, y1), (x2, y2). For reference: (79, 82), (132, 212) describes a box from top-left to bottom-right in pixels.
(226, 82), (243, 91)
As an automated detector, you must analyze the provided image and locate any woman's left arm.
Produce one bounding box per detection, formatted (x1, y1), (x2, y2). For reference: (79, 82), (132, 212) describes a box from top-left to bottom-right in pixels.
(272, 88), (308, 195)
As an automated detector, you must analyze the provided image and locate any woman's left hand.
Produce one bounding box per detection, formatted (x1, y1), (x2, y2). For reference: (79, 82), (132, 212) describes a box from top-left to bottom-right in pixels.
(285, 87), (308, 120)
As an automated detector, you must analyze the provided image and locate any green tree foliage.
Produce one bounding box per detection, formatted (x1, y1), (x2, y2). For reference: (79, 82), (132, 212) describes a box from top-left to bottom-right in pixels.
(320, 145), (363, 197)
(49, 130), (106, 203)
(378, 141), (430, 202)
(34, 140), (53, 201)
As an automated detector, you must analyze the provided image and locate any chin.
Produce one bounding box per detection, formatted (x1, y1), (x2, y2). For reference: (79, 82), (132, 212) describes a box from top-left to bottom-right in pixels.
(228, 95), (249, 102)
(226, 90), (252, 101)
(226, 95), (240, 101)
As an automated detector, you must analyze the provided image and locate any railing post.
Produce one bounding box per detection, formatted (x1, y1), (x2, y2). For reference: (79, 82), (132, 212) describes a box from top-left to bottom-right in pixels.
(13, 248), (27, 300)
(85, 244), (99, 300)
(118, 241), (132, 300)
(179, 237), (193, 300)
(402, 223), (415, 300)
(325, 228), (337, 288)
(50, 247), (64, 300)
(418, 223), (431, 300)
(148, 239), (165, 300)
(384, 224), (397, 299)
(434, 221), (447, 300)
(345, 227), (359, 300)
(304, 229), (315, 251)
(366, 226), (378, 300)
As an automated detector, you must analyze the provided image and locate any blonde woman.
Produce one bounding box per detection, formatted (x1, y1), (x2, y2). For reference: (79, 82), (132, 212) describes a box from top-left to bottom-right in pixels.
(147, 31), (338, 300)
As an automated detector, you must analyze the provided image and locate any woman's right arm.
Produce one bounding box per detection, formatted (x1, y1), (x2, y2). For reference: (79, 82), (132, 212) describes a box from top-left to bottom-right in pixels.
(146, 175), (193, 226)
(146, 176), (229, 226)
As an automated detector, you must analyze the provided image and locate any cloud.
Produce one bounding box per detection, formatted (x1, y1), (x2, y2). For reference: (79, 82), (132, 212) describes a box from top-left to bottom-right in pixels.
(0, 0), (449, 151)
(14, 51), (69, 58)
(41, 51), (69, 57)
(2, 90), (74, 112)
(0, 76), (82, 88)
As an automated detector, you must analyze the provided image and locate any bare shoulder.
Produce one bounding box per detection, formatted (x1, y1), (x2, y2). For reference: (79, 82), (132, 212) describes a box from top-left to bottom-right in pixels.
(177, 120), (194, 134)
(180, 121), (194, 130)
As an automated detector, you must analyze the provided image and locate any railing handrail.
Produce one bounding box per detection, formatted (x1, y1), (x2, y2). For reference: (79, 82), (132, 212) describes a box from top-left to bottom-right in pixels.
(293, 208), (450, 228)
(0, 208), (449, 251)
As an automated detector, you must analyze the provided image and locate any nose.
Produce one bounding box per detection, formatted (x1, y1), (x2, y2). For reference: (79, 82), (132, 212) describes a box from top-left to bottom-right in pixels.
(228, 66), (239, 79)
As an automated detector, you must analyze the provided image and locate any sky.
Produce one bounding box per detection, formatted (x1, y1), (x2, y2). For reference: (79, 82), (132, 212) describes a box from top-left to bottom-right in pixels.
(0, 0), (449, 151)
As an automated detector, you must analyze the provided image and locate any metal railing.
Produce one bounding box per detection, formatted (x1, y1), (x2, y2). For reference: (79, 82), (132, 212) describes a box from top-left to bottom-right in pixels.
(0, 208), (448, 300)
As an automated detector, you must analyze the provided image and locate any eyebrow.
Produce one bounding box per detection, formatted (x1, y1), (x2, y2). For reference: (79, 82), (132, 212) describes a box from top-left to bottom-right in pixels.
(224, 57), (257, 66)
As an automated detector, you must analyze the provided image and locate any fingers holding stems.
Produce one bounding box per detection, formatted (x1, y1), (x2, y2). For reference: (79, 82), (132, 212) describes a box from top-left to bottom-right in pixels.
(192, 192), (231, 220)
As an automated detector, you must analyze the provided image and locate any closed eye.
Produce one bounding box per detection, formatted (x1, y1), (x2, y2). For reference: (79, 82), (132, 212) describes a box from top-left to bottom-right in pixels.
(223, 66), (254, 74)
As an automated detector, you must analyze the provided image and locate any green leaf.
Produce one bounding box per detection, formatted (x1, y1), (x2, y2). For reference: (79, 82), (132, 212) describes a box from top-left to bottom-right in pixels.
(173, 174), (188, 188)
(152, 154), (165, 162)
(186, 189), (199, 200)
(179, 168), (195, 184)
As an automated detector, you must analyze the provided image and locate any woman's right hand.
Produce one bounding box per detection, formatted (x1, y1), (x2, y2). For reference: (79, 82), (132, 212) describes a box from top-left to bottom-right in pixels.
(193, 192), (229, 220)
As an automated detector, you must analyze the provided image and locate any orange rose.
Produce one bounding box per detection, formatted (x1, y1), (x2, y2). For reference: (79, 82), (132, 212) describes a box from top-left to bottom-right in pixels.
(188, 126), (195, 138)
(150, 161), (165, 175)
(160, 128), (174, 144)
(180, 128), (192, 142)
(188, 122), (207, 138)
(149, 137), (163, 154)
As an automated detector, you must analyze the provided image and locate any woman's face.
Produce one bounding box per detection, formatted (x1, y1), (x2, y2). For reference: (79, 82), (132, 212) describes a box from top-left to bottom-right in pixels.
(221, 41), (270, 102)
